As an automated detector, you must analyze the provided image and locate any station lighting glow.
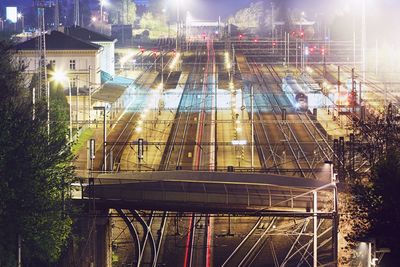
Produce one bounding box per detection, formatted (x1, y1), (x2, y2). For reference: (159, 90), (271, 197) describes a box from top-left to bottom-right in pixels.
(50, 70), (68, 83)
(120, 51), (136, 67)
(169, 52), (181, 70)
(231, 140), (247, 145)
(229, 81), (234, 91)
(224, 51), (231, 70)
(306, 66), (314, 74)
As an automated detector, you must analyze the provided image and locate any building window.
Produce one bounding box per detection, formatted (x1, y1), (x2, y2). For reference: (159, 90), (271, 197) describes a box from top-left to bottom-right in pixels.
(69, 60), (76, 70)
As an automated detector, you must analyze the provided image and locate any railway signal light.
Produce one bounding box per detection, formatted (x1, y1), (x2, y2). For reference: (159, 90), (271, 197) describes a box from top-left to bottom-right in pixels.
(140, 48), (145, 54)
(239, 34), (243, 40)
(138, 138), (144, 161)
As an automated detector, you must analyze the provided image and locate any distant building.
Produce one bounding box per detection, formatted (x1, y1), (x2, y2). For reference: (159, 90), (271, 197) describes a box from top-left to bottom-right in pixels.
(14, 30), (102, 88)
(65, 25), (117, 79)
(14, 31), (103, 125)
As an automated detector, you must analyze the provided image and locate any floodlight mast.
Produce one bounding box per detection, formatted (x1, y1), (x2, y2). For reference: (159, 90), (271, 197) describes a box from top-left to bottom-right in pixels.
(34, 0), (48, 100)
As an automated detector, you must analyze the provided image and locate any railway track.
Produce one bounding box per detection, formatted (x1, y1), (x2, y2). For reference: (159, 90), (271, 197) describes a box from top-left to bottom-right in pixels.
(108, 49), (186, 266)
(245, 58), (332, 177)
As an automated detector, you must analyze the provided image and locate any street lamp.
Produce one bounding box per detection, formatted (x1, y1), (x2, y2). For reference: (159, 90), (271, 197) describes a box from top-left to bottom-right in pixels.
(51, 70), (73, 142)
(99, 0), (109, 33)
(94, 105), (109, 171)
(17, 13), (24, 32)
(176, 0), (181, 51)
(324, 160), (338, 266)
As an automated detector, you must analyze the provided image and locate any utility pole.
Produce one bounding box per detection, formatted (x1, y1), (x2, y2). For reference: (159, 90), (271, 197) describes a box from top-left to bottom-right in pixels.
(94, 106), (107, 171)
(361, 0), (366, 81)
(176, 0), (180, 52)
(313, 190), (318, 267)
(250, 84), (254, 170)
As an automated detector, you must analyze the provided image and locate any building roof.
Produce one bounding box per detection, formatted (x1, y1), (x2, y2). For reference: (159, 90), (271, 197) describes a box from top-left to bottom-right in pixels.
(65, 25), (116, 43)
(14, 31), (102, 51)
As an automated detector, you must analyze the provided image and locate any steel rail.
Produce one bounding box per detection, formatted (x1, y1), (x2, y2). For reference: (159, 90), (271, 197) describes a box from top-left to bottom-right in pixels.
(249, 62), (305, 176)
(263, 64), (316, 178)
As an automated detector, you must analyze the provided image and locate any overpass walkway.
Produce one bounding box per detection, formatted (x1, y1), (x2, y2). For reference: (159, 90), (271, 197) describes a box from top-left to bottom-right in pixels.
(75, 171), (335, 216)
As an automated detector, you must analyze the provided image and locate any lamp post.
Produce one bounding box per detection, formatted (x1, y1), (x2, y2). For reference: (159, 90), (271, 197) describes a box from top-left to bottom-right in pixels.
(17, 13), (24, 32)
(161, 50), (164, 90)
(94, 105), (108, 171)
(250, 84), (254, 170)
(361, 0), (366, 81)
(176, 0), (180, 51)
(100, 0), (108, 33)
(325, 160), (338, 266)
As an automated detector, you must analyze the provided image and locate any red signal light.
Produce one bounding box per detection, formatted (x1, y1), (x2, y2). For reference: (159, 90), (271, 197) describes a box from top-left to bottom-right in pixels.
(239, 34), (243, 39)
(272, 42), (276, 46)
(140, 48), (145, 53)
(254, 39), (258, 43)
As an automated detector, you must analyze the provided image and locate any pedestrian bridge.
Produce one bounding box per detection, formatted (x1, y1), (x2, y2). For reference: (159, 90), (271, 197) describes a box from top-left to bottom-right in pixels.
(74, 171), (335, 216)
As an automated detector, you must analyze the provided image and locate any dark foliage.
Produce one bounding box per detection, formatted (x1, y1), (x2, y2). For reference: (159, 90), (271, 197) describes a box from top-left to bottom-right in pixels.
(0, 42), (75, 266)
(344, 106), (400, 264)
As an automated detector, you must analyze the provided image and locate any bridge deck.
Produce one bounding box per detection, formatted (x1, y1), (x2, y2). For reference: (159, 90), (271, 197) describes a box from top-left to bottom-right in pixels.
(77, 171), (334, 215)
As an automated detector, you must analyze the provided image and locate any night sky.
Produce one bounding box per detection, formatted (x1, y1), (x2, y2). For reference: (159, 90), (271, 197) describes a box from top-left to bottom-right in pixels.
(2, 0), (400, 20)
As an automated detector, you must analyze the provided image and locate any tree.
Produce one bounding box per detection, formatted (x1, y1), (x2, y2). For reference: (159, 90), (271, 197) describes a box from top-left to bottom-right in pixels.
(340, 105), (400, 265)
(0, 42), (75, 265)
(228, 2), (266, 31)
(108, 0), (137, 25)
(140, 12), (168, 35)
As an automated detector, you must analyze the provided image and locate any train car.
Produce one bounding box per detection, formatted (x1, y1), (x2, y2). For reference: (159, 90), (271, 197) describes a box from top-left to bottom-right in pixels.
(282, 74), (308, 111)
